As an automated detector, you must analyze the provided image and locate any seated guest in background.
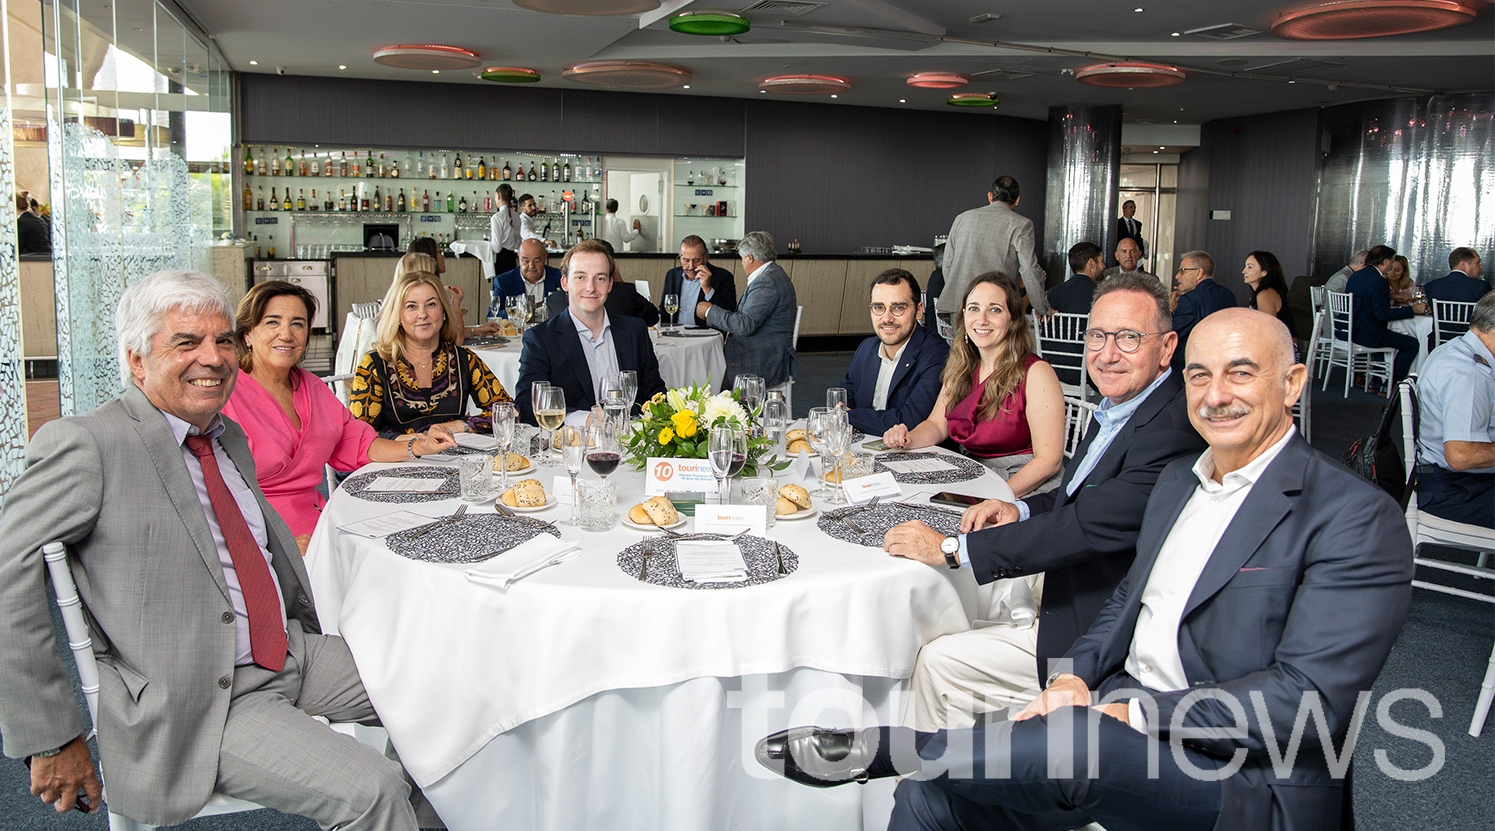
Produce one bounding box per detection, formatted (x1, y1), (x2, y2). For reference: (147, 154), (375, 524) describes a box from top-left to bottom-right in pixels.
(1348, 244), (1426, 387)
(545, 238), (659, 326)
(517, 240), (666, 426)
(884, 274), (1203, 727)
(765, 309), (1414, 831)
(1389, 254), (1416, 304)
(1242, 250), (1297, 339)
(1101, 237), (1155, 283)
(1425, 247), (1490, 304)
(659, 235), (736, 328)
(1047, 241), (1105, 315)
(494, 238), (562, 314)
(1414, 293), (1495, 528)
(883, 272), (1065, 497)
(1325, 248), (1368, 295)
(406, 237), (501, 340)
(0, 270), (419, 830)
(16, 191), (50, 256)
(840, 268), (950, 435)
(350, 270), (511, 437)
(696, 230), (799, 389)
(1169, 250), (1237, 370)
(223, 281), (456, 550)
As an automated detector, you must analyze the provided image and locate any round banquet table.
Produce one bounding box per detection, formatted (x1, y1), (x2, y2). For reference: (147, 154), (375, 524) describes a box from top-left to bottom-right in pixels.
(1388, 313), (1435, 375)
(472, 328), (727, 398)
(304, 445), (1017, 831)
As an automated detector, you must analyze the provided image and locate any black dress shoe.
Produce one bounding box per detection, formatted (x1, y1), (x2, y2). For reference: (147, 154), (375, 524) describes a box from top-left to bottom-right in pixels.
(756, 726), (898, 788)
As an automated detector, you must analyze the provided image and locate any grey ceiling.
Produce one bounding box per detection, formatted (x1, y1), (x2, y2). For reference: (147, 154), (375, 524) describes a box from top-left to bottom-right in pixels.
(178, 0), (1494, 123)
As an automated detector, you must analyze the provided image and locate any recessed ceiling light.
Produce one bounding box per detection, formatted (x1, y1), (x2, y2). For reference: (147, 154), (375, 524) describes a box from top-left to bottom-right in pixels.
(1134, 7), (1145, 12)
(830, 94), (838, 98)
(1170, 32), (1180, 36)
(249, 60), (258, 65)
(338, 65), (347, 70)
(432, 69), (440, 74)
(760, 90), (766, 93)
(1288, 79), (1296, 83)
(1159, 145), (1165, 149)
(683, 84), (690, 88)
(1153, 150), (1159, 153)
(899, 98), (906, 103)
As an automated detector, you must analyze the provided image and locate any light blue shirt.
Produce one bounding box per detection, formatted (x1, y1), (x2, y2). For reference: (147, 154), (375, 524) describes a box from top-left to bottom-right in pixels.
(1416, 330), (1495, 474)
(572, 311), (620, 410)
(677, 270), (714, 322)
(957, 369), (1173, 566)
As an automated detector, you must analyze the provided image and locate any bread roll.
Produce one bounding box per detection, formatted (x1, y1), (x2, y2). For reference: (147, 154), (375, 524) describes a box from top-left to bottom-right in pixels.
(780, 483), (811, 509)
(628, 503), (654, 525)
(642, 495), (679, 526)
(492, 452), (528, 472)
(787, 438), (812, 456)
(500, 488), (518, 507)
(786, 428), (808, 443)
(775, 496), (799, 516)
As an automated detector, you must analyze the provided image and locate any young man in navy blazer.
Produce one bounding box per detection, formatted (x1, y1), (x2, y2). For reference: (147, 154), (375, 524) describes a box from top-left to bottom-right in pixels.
(1423, 246), (1490, 305)
(515, 240), (666, 425)
(840, 269), (949, 435)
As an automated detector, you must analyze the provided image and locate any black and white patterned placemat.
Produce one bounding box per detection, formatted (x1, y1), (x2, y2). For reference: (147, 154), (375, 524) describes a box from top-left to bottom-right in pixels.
(873, 451), (986, 485)
(817, 502), (964, 547)
(342, 466), (459, 504)
(386, 513), (562, 564)
(615, 535), (798, 589)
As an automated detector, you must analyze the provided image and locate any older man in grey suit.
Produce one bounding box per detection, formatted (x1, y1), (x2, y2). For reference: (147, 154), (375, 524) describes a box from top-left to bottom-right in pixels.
(695, 230), (799, 388)
(939, 175), (1049, 319)
(0, 271), (416, 829)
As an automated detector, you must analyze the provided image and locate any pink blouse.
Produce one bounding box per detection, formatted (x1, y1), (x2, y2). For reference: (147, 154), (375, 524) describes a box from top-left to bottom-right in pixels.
(222, 367), (377, 537)
(945, 354), (1044, 459)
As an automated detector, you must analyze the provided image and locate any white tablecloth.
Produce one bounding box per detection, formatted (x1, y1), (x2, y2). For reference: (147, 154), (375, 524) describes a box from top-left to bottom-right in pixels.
(449, 240), (499, 279)
(1389, 314), (1435, 374)
(305, 450), (1016, 830)
(472, 329), (727, 399)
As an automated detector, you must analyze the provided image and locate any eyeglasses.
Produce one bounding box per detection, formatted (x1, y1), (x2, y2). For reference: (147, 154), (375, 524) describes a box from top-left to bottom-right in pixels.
(1176, 266), (1202, 274)
(1083, 328), (1164, 353)
(869, 302), (913, 317)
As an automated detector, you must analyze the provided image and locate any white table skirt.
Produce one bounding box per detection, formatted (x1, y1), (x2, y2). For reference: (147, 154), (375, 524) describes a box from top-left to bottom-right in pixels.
(449, 240), (499, 279)
(472, 329), (727, 399)
(305, 450), (1018, 830)
(1389, 314), (1435, 374)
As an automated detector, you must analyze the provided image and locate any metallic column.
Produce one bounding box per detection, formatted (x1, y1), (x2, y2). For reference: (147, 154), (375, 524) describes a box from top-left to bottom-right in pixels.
(1042, 105), (1122, 291)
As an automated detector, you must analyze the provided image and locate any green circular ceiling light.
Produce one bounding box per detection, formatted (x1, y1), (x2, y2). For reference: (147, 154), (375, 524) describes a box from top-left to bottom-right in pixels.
(669, 11), (751, 36)
(481, 66), (541, 83)
(947, 93), (1000, 108)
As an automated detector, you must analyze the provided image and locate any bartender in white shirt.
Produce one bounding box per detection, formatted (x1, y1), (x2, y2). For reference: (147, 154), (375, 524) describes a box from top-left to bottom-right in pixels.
(517, 193), (555, 248)
(600, 199), (641, 252)
(489, 183), (521, 275)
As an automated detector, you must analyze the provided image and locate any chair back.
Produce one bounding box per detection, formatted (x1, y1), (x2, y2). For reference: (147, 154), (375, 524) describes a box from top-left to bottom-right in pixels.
(1062, 396), (1098, 460)
(1327, 291), (1354, 342)
(350, 301), (382, 320)
(634, 280), (651, 302)
(42, 542), (101, 730)
(1032, 312), (1090, 400)
(1397, 376), (1421, 527)
(792, 306), (803, 350)
(334, 316), (379, 378)
(1432, 299), (1475, 347)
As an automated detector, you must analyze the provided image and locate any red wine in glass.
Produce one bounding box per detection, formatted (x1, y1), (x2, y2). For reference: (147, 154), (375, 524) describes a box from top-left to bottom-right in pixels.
(726, 452), (747, 477)
(587, 451), (621, 478)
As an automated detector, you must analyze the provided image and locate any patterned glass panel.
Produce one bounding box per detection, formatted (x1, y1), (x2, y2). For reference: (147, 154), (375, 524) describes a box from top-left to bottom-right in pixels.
(0, 103), (26, 507)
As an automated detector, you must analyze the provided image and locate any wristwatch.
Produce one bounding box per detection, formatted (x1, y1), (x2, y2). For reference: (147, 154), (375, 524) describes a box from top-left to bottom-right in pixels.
(406, 440), (420, 460)
(31, 744), (65, 758)
(939, 535), (961, 569)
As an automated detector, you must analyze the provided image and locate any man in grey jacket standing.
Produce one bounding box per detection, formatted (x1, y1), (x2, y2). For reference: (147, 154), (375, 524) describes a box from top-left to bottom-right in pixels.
(0, 270), (415, 829)
(939, 176), (1049, 319)
(695, 230), (799, 388)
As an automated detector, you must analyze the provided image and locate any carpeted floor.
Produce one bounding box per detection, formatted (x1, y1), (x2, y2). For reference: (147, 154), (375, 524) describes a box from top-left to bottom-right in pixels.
(3, 353), (1490, 831)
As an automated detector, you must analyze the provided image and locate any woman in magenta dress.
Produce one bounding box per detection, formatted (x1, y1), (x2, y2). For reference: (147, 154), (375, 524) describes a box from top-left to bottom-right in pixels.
(882, 272), (1065, 497)
(222, 281), (457, 551)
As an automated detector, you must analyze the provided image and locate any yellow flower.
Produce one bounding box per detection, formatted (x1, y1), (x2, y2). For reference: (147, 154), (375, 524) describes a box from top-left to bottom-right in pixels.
(650, 392), (666, 405)
(658, 427), (675, 445)
(671, 410), (698, 439)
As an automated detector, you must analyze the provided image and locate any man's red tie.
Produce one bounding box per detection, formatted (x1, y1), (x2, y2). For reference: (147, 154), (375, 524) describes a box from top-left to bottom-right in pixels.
(185, 434), (288, 672)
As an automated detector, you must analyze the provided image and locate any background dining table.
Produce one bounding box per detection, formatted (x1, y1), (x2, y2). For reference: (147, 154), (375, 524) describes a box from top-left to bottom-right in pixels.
(304, 441), (1021, 831)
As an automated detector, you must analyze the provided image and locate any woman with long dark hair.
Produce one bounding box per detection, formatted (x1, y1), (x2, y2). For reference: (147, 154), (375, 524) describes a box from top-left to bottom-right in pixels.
(1243, 250), (1297, 338)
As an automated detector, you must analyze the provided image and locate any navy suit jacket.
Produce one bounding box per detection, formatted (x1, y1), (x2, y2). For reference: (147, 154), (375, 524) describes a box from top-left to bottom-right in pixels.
(492, 265), (562, 309)
(514, 309), (667, 424)
(1067, 434), (1413, 831)
(1171, 278), (1239, 369)
(966, 372), (1205, 668)
(1424, 271), (1491, 304)
(1346, 265), (1412, 347)
(1045, 275), (1097, 315)
(839, 324), (950, 435)
(660, 264), (737, 327)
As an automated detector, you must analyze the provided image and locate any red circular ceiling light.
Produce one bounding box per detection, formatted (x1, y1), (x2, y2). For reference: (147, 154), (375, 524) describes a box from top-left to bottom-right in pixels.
(512, 0), (660, 14)
(759, 75), (852, 95)
(1272, 0), (1477, 39)
(1074, 62), (1187, 88)
(562, 61), (691, 89)
(372, 45), (482, 71)
(907, 72), (968, 89)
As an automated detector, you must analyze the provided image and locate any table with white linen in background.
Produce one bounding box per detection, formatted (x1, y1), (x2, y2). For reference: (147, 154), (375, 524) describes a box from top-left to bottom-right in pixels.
(305, 447), (1017, 831)
(472, 328), (727, 398)
(1389, 313), (1435, 374)
(448, 240), (499, 279)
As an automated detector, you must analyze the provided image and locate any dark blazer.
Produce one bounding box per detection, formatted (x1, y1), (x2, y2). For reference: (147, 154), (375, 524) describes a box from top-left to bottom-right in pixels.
(1424, 271), (1492, 304)
(966, 372), (1205, 668)
(545, 279), (660, 327)
(492, 264), (561, 308)
(706, 261), (799, 388)
(1346, 265), (1413, 348)
(514, 308), (667, 424)
(1045, 274), (1098, 315)
(16, 211), (50, 256)
(1067, 434), (1414, 831)
(1171, 278), (1239, 369)
(1115, 216), (1146, 258)
(840, 324), (950, 435)
(660, 264), (737, 327)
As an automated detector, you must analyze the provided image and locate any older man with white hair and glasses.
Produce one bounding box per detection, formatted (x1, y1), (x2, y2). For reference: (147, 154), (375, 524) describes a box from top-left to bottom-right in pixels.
(694, 230), (799, 388)
(0, 271), (418, 830)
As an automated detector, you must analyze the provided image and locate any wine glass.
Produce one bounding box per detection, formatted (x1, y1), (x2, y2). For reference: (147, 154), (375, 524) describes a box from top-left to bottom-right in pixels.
(708, 424), (744, 505)
(506, 296), (526, 333)
(823, 411), (852, 506)
(560, 426), (585, 525)
(806, 407), (834, 498)
(492, 402), (517, 493)
(587, 418), (621, 484)
(662, 293), (680, 333)
(487, 297), (504, 329)
(827, 387), (848, 411)
(618, 369), (638, 414)
(601, 385), (628, 433)
(733, 374), (765, 422)
(534, 383), (565, 467)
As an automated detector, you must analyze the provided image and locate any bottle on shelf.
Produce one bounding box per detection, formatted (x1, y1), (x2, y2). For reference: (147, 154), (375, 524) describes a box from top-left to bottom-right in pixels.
(257, 148), (268, 176)
(384, 191), (393, 212)
(320, 153), (330, 176)
(551, 159), (560, 182)
(527, 161), (536, 181)
(373, 184), (382, 210)
(416, 151), (426, 179)
(269, 187), (279, 210)
(297, 189), (306, 211)
(563, 160), (571, 182)
(242, 182), (252, 211)
(282, 190), (292, 211)
(335, 152), (346, 178)
(454, 150), (465, 178)
(256, 186), (265, 211)
(458, 194), (468, 213)
(446, 191), (455, 212)
(391, 157), (400, 178)
(361, 187), (371, 212)
(440, 153), (449, 180)
(477, 157), (486, 180)
(285, 147), (295, 177)
(422, 189), (431, 212)
(351, 153), (361, 178)
(250, 233), (259, 258)
(324, 190), (333, 211)
(243, 146), (255, 175)
(338, 188), (347, 212)
(299, 151), (309, 178)
(502, 159), (512, 181)
(267, 235), (275, 258)
(539, 159), (549, 182)
(397, 189), (407, 212)
(365, 149), (376, 177)
(270, 148), (281, 177)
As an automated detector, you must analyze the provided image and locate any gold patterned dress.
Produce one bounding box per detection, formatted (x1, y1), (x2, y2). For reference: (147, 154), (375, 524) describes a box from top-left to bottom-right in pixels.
(349, 341), (511, 437)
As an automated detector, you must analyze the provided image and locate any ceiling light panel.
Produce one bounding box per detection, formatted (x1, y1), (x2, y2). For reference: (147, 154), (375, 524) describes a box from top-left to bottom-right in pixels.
(1272, 0), (1477, 39)
(513, 0), (659, 14)
(759, 74), (852, 94)
(1075, 62), (1187, 88)
(372, 45), (482, 71)
(563, 61), (692, 89)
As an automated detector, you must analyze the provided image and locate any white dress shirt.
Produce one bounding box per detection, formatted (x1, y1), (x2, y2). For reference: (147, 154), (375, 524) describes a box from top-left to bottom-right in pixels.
(490, 206), (519, 251)
(601, 213), (641, 251)
(746, 261), (771, 287)
(871, 340), (910, 411)
(523, 276), (547, 307)
(519, 212), (544, 242)
(1124, 426), (1295, 714)
(567, 311), (620, 426)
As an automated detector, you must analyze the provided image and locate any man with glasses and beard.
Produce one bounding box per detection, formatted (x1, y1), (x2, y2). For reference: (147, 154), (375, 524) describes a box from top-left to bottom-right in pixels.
(840, 268), (950, 435)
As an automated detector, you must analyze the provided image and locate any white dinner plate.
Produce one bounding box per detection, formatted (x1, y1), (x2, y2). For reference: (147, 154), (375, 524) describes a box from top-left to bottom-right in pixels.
(622, 515), (689, 532)
(499, 495), (556, 512)
(775, 506), (819, 521)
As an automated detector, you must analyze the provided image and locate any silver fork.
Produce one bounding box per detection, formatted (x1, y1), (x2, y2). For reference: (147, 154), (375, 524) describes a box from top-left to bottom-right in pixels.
(662, 527), (751, 541)
(409, 503), (468, 539)
(639, 539), (653, 582)
(495, 500), (558, 530)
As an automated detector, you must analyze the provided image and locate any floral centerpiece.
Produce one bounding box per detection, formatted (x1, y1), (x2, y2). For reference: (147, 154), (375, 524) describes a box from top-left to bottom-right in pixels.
(624, 381), (787, 477)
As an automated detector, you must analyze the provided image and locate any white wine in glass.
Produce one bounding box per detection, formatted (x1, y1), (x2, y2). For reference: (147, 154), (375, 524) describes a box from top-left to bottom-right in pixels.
(662, 293), (679, 332)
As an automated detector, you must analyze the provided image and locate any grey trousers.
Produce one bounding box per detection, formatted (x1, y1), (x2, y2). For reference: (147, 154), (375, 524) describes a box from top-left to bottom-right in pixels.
(217, 622), (418, 831)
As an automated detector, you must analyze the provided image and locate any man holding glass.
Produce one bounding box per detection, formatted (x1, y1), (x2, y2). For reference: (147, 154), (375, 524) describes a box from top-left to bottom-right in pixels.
(660, 235), (736, 329)
(840, 268), (949, 435)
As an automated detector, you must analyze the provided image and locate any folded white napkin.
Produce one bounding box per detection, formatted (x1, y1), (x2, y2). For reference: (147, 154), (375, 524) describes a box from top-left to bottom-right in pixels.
(464, 537), (581, 591)
(676, 540), (748, 583)
(974, 575), (1040, 629)
(454, 432), (500, 451)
